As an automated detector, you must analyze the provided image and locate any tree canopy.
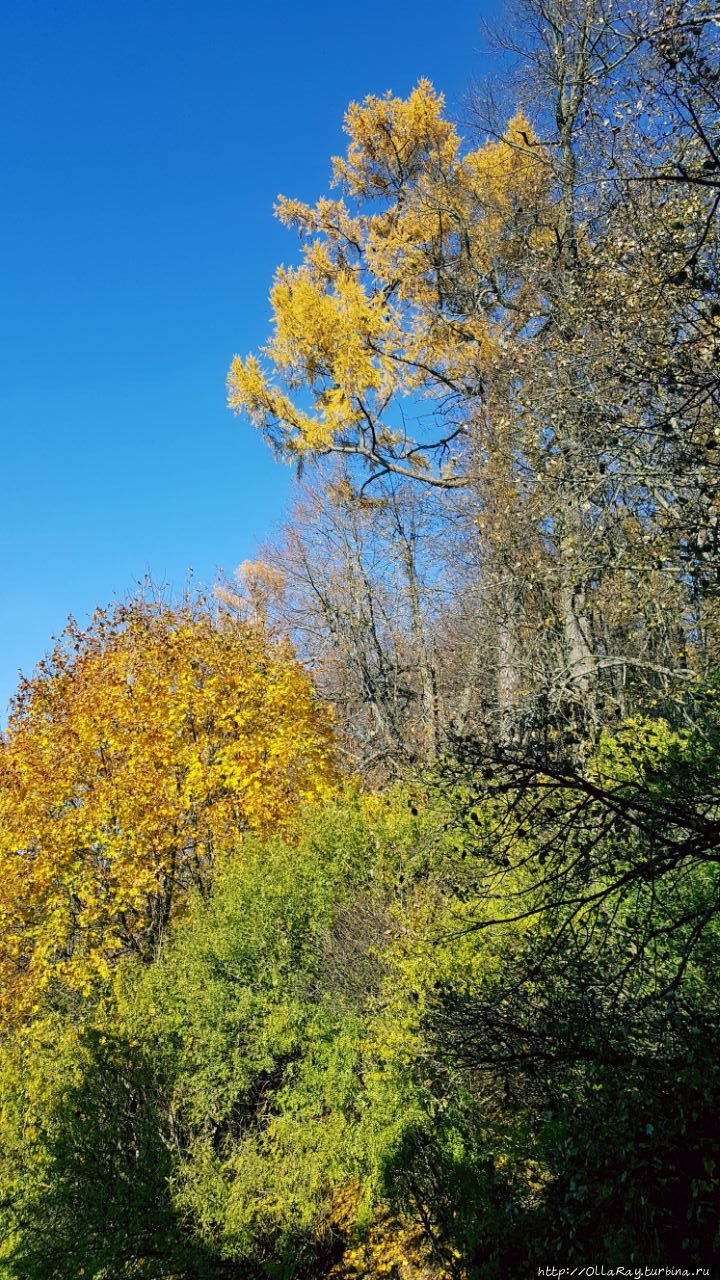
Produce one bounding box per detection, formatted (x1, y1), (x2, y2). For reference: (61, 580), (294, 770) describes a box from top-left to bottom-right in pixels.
(0, 594), (334, 1025)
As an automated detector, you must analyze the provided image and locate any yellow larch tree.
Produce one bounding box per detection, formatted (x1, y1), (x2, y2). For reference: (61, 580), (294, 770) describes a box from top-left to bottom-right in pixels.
(227, 80), (545, 488)
(227, 80), (549, 733)
(0, 594), (335, 1025)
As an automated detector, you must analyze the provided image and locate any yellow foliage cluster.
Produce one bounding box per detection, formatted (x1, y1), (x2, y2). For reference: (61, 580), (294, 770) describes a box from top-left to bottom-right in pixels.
(328, 1180), (464, 1280)
(228, 81), (545, 474)
(0, 597), (335, 1025)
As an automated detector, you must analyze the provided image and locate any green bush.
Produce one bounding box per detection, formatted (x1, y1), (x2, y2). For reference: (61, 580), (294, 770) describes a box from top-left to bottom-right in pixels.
(1, 722), (719, 1278)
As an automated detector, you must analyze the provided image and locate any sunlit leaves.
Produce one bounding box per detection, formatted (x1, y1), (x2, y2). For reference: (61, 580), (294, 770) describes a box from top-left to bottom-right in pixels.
(228, 83), (544, 484)
(0, 595), (335, 1025)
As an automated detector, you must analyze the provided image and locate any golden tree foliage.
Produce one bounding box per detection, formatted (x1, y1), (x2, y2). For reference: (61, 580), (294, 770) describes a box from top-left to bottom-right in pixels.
(328, 1181), (463, 1279)
(228, 81), (544, 485)
(0, 596), (335, 1025)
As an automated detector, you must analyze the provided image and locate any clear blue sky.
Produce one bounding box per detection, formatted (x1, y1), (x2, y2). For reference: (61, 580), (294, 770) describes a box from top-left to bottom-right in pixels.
(0, 0), (498, 716)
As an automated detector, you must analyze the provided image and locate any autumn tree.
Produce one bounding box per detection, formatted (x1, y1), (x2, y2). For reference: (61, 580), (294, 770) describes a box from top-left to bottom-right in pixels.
(227, 82), (553, 732)
(597, 0), (720, 676)
(228, 4), (719, 741)
(0, 592), (335, 1026)
(476, 0), (720, 725)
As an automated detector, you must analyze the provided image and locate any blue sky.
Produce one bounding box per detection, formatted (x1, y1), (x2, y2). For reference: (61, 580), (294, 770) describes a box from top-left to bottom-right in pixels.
(0, 0), (498, 715)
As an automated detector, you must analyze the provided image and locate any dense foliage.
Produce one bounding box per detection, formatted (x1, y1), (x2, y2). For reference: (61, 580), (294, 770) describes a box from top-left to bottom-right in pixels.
(2, 722), (719, 1276)
(0, 596), (334, 1026)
